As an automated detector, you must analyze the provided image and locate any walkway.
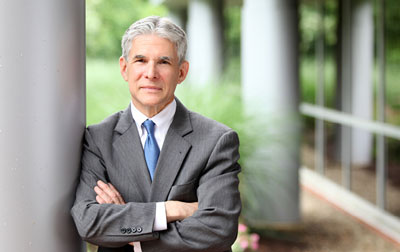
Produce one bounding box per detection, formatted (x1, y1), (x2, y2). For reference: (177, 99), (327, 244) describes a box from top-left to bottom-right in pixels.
(258, 187), (400, 252)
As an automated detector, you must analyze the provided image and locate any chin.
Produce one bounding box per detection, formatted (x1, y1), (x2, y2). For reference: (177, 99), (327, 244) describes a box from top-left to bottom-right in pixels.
(140, 97), (165, 107)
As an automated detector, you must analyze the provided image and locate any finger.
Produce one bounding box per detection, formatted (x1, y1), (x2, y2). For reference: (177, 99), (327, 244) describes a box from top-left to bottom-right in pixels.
(96, 195), (106, 204)
(97, 181), (121, 204)
(97, 180), (109, 189)
(108, 183), (125, 204)
(108, 183), (120, 196)
(94, 185), (113, 203)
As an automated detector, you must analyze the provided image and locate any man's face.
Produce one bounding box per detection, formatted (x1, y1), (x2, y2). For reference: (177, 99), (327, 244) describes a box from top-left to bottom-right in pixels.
(119, 34), (189, 116)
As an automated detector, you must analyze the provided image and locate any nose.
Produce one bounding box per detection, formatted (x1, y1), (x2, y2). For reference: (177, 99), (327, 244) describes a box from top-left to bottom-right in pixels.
(145, 61), (158, 80)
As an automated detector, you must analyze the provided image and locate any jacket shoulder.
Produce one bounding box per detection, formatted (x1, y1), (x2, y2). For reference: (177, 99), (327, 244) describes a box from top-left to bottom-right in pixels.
(86, 109), (128, 141)
(88, 111), (122, 130)
(189, 110), (233, 136)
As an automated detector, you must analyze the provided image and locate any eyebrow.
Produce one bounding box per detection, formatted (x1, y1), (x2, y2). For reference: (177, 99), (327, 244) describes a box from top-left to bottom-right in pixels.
(131, 55), (173, 62)
(132, 55), (145, 60)
(160, 56), (172, 61)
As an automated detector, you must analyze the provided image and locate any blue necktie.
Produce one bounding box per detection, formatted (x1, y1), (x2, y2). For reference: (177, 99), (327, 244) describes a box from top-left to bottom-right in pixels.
(143, 119), (160, 181)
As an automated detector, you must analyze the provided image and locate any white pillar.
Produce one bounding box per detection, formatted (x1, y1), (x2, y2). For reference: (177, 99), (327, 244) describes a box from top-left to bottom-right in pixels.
(0, 0), (85, 251)
(241, 0), (300, 226)
(187, 0), (223, 86)
(351, 0), (373, 166)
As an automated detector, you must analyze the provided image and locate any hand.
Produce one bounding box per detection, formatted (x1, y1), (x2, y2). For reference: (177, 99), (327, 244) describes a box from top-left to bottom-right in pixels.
(94, 180), (126, 205)
(165, 201), (198, 223)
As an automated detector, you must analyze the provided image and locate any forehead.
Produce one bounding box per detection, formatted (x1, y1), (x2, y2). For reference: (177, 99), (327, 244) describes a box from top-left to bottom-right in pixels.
(130, 34), (177, 58)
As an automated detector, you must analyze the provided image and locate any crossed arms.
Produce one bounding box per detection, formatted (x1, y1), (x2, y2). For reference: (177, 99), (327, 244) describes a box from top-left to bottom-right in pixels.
(94, 180), (199, 247)
(95, 181), (199, 223)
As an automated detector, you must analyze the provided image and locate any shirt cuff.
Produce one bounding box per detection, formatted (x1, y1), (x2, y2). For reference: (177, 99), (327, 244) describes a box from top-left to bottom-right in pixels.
(133, 242), (142, 252)
(153, 202), (167, 231)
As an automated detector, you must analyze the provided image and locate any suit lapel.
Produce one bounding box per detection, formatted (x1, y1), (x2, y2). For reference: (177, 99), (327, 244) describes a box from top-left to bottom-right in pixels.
(112, 105), (152, 202)
(149, 99), (193, 202)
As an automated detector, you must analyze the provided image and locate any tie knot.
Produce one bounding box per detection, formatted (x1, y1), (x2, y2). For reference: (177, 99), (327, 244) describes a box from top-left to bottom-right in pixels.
(143, 119), (155, 134)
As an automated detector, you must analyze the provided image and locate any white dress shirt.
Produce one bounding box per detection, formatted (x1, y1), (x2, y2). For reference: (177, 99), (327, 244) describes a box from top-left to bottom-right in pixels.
(130, 99), (177, 252)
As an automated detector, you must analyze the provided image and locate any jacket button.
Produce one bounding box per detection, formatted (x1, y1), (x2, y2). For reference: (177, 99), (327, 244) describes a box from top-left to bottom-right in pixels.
(120, 227), (127, 234)
(132, 227), (137, 233)
(137, 227), (142, 233)
(126, 227), (132, 234)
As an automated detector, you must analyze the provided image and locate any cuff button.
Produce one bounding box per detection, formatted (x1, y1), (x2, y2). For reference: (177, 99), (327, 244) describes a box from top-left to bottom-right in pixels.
(137, 227), (142, 233)
(120, 227), (126, 234)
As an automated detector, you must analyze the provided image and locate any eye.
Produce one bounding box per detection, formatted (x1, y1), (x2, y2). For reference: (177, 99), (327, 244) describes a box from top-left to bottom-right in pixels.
(160, 60), (170, 65)
(135, 59), (145, 63)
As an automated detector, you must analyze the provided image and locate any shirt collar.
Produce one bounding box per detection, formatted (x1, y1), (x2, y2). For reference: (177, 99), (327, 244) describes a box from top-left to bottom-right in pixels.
(130, 99), (177, 136)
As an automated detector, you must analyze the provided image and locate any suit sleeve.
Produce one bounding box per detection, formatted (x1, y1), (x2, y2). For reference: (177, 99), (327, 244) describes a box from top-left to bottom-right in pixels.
(141, 130), (242, 252)
(70, 128), (159, 248)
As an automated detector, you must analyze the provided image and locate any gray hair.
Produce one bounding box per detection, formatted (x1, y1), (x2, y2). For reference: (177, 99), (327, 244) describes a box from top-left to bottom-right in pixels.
(121, 16), (187, 64)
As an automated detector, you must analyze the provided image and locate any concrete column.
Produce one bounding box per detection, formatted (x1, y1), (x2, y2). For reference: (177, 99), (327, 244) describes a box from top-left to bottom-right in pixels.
(168, 7), (187, 31)
(338, 0), (353, 189)
(159, 0), (188, 30)
(351, 0), (373, 166)
(241, 0), (300, 226)
(0, 0), (85, 251)
(187, 0), (224, 86)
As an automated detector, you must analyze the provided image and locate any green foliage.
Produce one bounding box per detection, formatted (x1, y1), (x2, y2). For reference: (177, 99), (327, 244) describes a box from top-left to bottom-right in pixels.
(300, 57), (336, 107)
(86, 243), (98, 252)
(384, 62), (400, 126)
(176, 83), (243, 131)
(300, 0), (400, 62)
(300, 0), (338, 56)
(86, 0), (167, 59)
(224, 4), (241, 60)
(223, 4), (242, 82)
(86, 59), (131, 125)
(385, 0), (400, 62)
(174, 82), (257, 174)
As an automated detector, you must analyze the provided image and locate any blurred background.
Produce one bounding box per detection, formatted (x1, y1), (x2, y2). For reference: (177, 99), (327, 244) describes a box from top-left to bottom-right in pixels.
(85, 0), (400, 251)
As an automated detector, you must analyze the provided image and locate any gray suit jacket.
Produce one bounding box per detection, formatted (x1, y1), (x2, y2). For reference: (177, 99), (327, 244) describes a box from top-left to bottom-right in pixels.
(71, 99), (241, 252)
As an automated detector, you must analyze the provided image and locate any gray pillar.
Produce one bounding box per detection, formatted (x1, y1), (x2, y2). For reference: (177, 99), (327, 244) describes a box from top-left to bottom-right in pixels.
(0, 0), (85, 251)
(241, 0), (300, 226)
(338, 0), (353, 189)
(351, 0), (373, 166)
(161, 0), (188, 30)
(187, 0), (224, 86)
(168, 9), (186, 30)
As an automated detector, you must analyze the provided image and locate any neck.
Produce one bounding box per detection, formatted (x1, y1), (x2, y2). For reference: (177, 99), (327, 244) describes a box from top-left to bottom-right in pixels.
(133, 98), (174, 118)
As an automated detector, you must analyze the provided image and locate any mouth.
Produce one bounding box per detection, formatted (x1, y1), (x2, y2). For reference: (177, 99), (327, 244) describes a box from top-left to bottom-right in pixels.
(140, 86), (162, 92)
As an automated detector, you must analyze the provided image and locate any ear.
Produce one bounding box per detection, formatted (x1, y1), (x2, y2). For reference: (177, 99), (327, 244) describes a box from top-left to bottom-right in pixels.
(119, 56), (128, 81)
(177, 61), (189, 84)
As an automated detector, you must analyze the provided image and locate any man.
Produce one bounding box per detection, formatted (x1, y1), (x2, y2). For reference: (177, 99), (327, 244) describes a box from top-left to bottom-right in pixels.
(71, 16), (241, 252)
